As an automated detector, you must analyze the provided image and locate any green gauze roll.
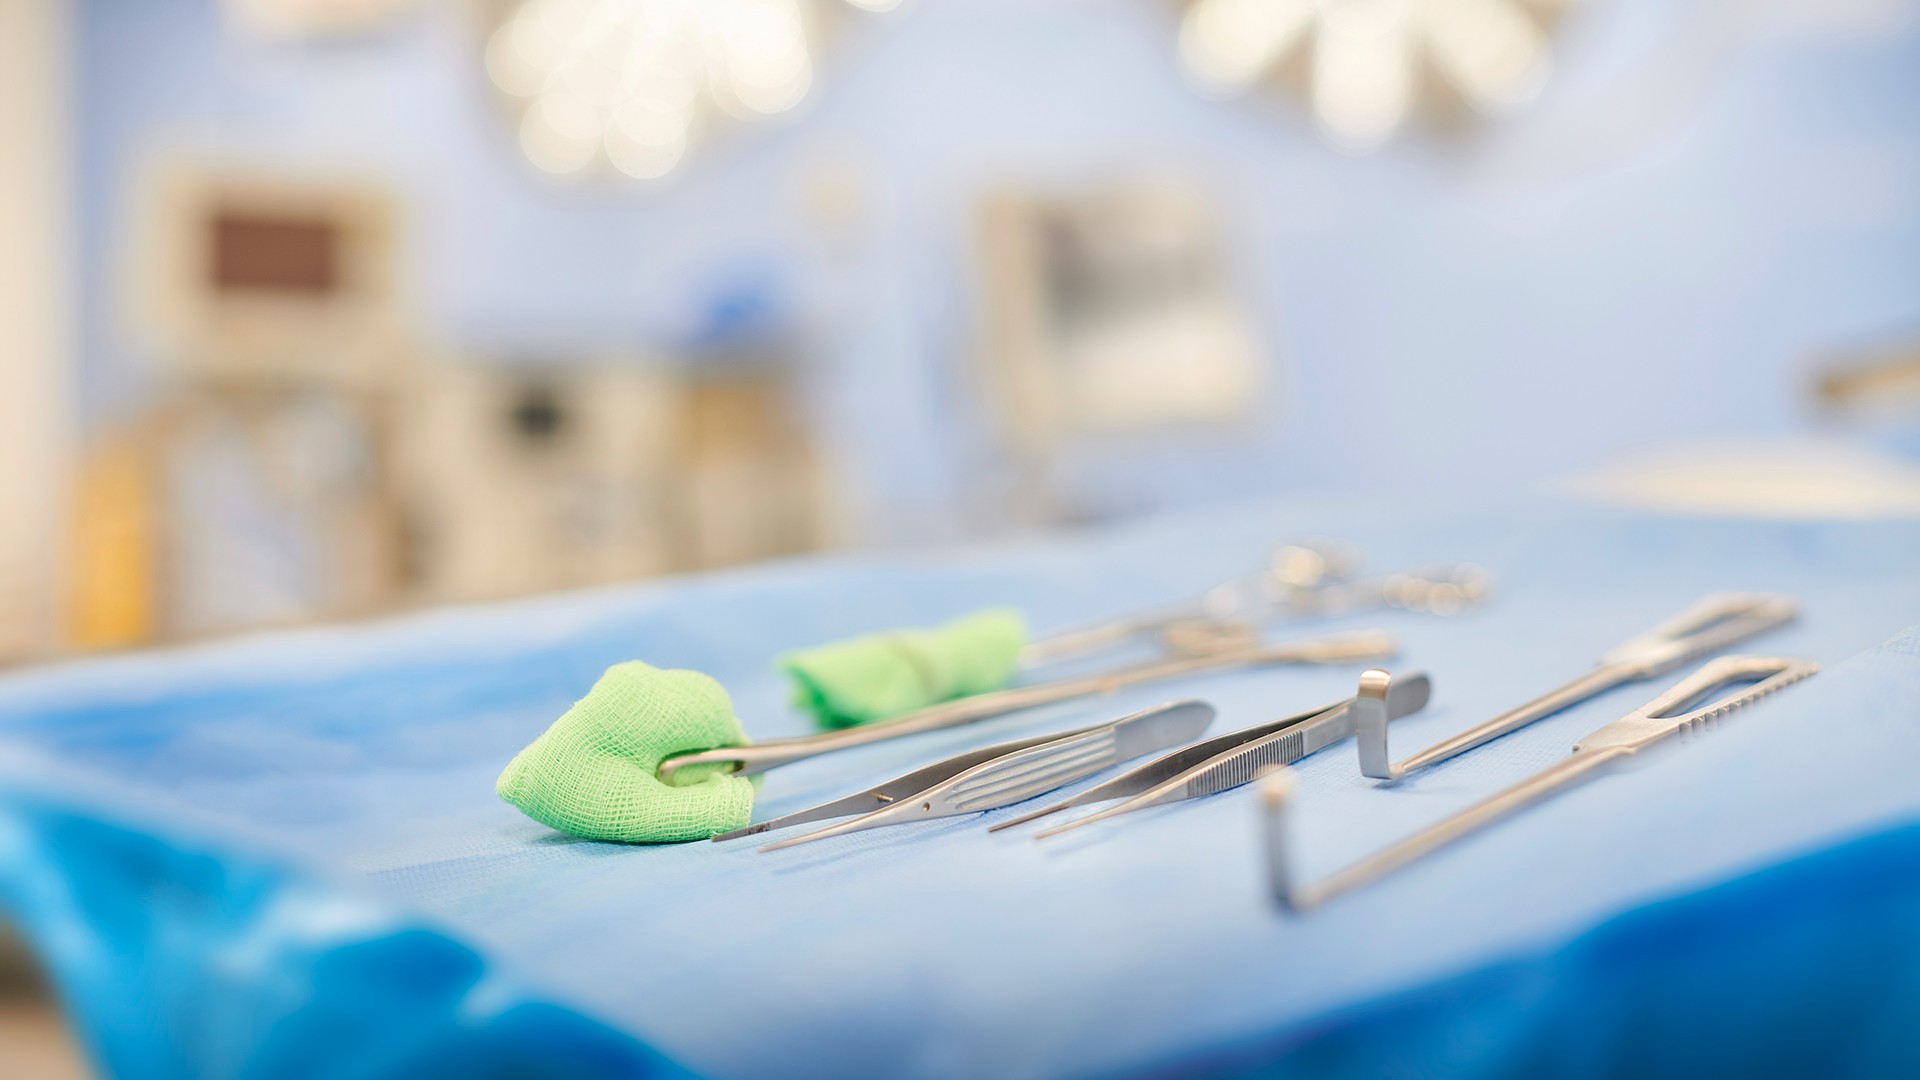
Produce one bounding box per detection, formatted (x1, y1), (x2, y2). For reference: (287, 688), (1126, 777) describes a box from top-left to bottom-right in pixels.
(497, 661), (755, 843)
(778, 607), (1028, 730)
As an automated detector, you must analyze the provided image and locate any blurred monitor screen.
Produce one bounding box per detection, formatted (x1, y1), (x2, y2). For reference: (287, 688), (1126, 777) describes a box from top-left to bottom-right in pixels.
(209, 211), (340, 295)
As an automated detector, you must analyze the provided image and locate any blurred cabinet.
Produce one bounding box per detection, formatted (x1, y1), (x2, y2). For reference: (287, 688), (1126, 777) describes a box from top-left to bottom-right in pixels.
(405, 359), (829, 602)
(68, 165), (834, 649)
(977, 182), (1261, 523)
(404, 363), (682, 600)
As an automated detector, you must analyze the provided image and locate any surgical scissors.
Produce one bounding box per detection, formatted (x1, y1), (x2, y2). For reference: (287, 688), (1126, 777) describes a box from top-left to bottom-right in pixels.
(1020, 542), (1489, 667)
(658, 628), (1396, 781)
(728, 700), (1216, 850)
(1264, 656), (1819, 911)
(994, 670), (1432, 838)
(1356, 593), (1795, 783)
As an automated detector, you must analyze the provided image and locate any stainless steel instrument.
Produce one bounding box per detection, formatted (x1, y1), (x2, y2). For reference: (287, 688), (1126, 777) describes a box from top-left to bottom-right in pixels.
(1020, 541), (1489, 667)
(658, 629), (1396, 781)
(1357, 593), (1796, 783)
(994, 670), (1432, 839)
(1264, 655), (1819, 911)
(723, 700), (1217, 851)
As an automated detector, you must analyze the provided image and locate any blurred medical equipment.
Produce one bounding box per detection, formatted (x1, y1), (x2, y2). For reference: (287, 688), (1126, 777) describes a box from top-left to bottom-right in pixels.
(720, 700), (1216, 850)
(658, 628), (1396, 780)
(996, 670), (1431, 838)
(1021, 543), (1491, 666)
(1264, 656), (1820, 911)
(1356, 593), (1796, 783)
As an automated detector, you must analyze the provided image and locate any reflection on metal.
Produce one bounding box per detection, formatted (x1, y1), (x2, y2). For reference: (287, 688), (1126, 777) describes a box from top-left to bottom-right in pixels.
(486, 0), (899, 181)
(1265, 656), (1818, 911)
(1176, 0), (1572, 148)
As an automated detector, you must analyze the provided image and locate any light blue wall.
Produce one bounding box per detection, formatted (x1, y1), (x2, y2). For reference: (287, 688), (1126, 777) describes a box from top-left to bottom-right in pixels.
(76, 0), (1920, 545)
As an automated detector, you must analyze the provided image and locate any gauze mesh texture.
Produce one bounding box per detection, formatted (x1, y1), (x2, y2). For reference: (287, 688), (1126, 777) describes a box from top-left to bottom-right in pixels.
(497, 661), (754, 843)
(778, 608), (1027, 729)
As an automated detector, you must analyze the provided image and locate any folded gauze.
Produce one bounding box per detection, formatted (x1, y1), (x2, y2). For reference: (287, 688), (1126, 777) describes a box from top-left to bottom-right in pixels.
(778, 608), (1028, 729)
(497, 661), (755, 843)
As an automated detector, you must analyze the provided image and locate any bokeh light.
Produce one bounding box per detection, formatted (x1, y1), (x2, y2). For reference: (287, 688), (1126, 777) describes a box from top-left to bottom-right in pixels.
(1177, 0), (1563, 148)
(488, 0), (882, 180)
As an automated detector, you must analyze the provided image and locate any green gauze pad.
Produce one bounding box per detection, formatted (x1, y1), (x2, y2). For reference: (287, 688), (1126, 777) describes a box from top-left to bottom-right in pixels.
(497, 661), (755, 843)
(778, 607), (1028, 730)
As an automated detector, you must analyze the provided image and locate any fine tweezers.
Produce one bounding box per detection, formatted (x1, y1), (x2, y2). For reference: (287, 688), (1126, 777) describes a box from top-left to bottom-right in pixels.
(1264, 655), (1819, 911)
(720, 700), (1216, 851)
(998, 670), (1432, 839)
(658, 629), (1394, 781)
(1357, 592), (1795, 783)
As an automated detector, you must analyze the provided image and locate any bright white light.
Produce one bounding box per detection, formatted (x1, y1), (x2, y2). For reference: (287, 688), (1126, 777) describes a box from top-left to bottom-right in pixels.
(1175, 0), (1568, 147)
(491, 0), (891, 181)
(1314, 0), (1414, 146)
(1423, 0), (1550, 110)
(485, 22), (544, 96)
(1178, 0), (1314, 90)
(606, 123), (688, 178)
(519, 107), (600, 173)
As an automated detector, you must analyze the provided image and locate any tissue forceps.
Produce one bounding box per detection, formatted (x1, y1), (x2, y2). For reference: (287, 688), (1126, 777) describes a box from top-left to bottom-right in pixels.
(1357, 592), (1795, 783)
(731, 700), (1216, 851)
(1020, 542), (1489, 666)
(995, 670), (1432, 838)
(658, 629), (1395, 781)
(1265, 656), (1819, 911)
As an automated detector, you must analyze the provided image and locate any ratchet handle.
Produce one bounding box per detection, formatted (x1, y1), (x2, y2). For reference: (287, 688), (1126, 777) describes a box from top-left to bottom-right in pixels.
(1599, 592), (1797, 677)
(1575, 654), (1819, 755)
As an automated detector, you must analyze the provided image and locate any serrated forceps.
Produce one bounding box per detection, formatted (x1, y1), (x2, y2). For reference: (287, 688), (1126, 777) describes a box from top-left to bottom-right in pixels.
(1358, 593), (1795, 783)
(993, 670), (1431, 839)
(1265, 655), (1819, 911)
(727, 700), (1216, 851)
(659, 629), (1394, 781)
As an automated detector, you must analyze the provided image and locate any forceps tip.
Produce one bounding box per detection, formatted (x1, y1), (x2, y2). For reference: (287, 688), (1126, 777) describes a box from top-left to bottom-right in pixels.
(709, 822), (767, 843)
(1031, 804), (1121, 840)
(987, 802), (1068, 832)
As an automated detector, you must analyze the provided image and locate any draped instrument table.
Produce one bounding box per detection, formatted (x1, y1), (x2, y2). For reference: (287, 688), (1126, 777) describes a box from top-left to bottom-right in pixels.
(4, 496), (1920, 1079)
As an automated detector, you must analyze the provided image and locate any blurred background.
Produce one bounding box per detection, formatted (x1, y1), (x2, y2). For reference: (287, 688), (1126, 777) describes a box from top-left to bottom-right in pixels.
(1, 0), (1918, 660)
(0, 1), (1917, 1070)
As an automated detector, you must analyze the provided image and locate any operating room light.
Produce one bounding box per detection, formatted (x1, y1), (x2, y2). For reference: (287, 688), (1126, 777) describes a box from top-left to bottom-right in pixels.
(488, 0), (884, 180)
(1177, 0), (1563, 148)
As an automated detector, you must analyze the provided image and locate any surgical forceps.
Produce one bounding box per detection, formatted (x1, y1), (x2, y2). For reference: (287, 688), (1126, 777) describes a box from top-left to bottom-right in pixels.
(1020, 542), (1490, 667)
(659, 628), (1396, 781)
(994, 670), (1432, 838)
(1356, 593), (1795, 783)
(722, 700), (1216, 851)
(1264, 656), (1819, 911)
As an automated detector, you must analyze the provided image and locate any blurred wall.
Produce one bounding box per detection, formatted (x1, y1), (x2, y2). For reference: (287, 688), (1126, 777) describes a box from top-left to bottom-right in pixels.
(0, 0), (71, 659)
(76, 0), (1920, 546)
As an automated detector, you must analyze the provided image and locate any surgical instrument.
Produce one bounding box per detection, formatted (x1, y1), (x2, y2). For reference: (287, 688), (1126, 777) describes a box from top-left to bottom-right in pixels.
(995, 670), (1432, 838)
(658, 628), (1396, 781)
(1265, 656), (1819, 911)
(728, 700), (1216, 851)
(1020, 544), (1490, 667)
(1356, 592), (1795, 783)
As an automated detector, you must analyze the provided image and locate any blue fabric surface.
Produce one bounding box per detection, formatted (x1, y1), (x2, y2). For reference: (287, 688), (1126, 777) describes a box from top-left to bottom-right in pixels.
(0, 770), (691, 1080)
(2, 496), (1919, 1078)
(1121, 627), (1920, 1080)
